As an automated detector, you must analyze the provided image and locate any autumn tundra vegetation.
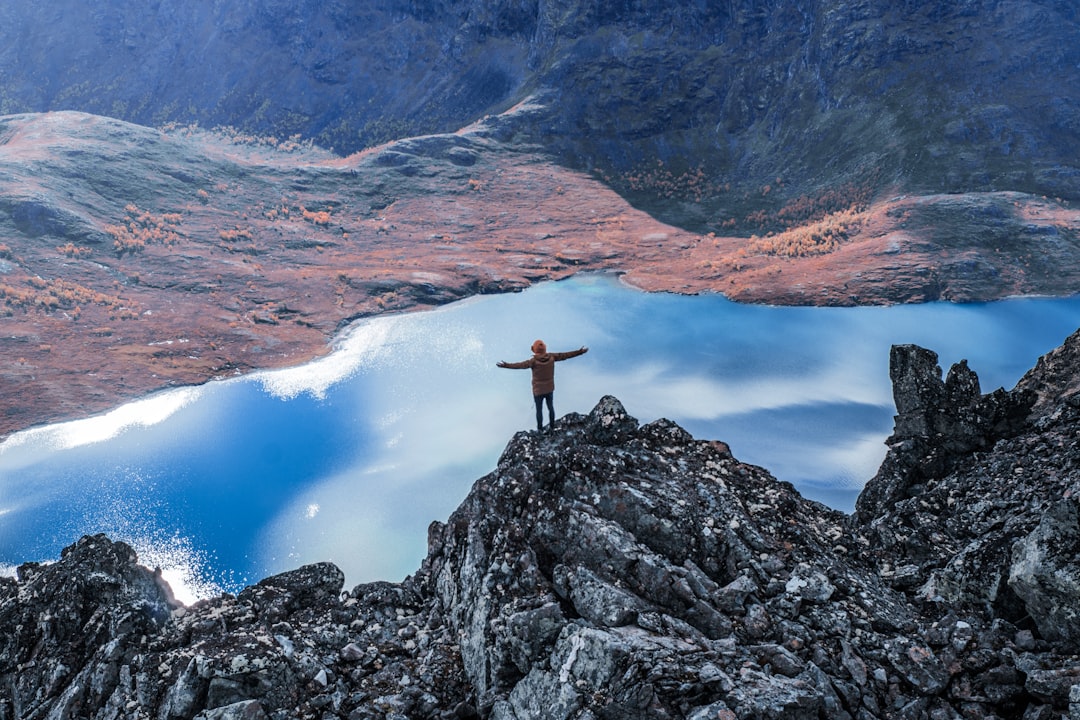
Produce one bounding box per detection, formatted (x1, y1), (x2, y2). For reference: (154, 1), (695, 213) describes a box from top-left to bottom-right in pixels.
(106, 204), (183, 256)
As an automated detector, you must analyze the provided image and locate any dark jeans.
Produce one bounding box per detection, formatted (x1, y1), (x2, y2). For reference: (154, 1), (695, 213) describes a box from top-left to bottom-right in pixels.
(534, 392), (554, 430)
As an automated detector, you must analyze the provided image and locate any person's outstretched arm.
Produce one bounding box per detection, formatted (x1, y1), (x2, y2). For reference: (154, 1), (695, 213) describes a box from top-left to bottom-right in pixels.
(551, 346), (588, 361)
(497, 358), (533, 369)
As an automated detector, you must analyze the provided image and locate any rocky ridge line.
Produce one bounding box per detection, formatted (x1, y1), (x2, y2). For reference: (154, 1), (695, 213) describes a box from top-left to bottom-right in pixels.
(3, 330), (1080, 718)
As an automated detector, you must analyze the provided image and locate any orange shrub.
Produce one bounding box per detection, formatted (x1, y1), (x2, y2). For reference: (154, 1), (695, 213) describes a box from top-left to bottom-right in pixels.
(106, 204), (183, 256)
(57, 243), (92, 258)
(741, 177), (879, 234)
(219, 227), (254, 242)
(741, 207), (865, 258)
(301, 206), (332, 226)
(602, 161), (719, 203)
(0, 275), (134, 317)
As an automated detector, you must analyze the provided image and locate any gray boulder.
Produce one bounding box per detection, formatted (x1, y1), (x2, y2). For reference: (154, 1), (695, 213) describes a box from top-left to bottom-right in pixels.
(1009, 498), (1080, 647)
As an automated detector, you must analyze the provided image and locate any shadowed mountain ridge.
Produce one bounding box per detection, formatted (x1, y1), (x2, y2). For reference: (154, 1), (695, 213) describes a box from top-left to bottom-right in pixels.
(1, 0), (1078, 232)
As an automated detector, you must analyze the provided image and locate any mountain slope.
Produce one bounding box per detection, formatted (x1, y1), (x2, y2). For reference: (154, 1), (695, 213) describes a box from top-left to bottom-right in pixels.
(1, 0), (1078, 232)
(0, 110), (700, 437)
(3, 1), (1080, 437)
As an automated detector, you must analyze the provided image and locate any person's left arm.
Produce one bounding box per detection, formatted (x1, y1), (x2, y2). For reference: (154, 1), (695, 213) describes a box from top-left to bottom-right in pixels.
(551, 346), (588, 361)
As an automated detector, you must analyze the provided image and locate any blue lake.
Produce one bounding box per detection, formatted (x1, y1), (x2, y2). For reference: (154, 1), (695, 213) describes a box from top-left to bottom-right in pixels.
(1, 274), (1078, 602)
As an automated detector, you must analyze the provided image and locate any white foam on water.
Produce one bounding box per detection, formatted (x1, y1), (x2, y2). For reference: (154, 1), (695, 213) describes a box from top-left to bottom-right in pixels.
(250, 304), (485, 402)
(254, 315), (402, 400)
(0, 386), (203, 461)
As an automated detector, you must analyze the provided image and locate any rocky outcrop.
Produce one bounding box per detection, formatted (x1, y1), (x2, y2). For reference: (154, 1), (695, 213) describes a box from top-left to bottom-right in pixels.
(424, 396), (879, 718)
(4, 330), (1080, 718)
(1009, 498), (1080, 646)
(0, 536), (175, 718)
(853, 343), (1035, 523)
(853, 331), (1080, 639)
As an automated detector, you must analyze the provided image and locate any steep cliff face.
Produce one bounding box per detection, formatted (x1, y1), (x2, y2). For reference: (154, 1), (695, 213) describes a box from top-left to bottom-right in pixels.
(1, 0), (1077, 226)
(0, 0), (533, 153)
(856, 330), (1080, 648)
(3, 329), (1080, 719)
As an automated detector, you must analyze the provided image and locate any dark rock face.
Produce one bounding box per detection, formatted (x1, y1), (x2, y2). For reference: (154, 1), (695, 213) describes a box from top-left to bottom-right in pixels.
(0, 535), (177, 718)
(852, 332), (1080, 634)
(854, 343), (1035, 523)
(1009, 498), (1080, 645)
(426, 396), (873, 717)
(4, 330), (1080, 718)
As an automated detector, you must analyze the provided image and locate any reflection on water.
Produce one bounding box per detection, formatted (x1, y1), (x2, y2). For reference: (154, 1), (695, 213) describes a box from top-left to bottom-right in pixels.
(1, 275), (1078, 600)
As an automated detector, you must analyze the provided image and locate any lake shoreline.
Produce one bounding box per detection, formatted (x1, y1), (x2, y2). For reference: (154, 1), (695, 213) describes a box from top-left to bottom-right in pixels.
(4, 112), (1080, 442)
(7, 267), (1080, 444)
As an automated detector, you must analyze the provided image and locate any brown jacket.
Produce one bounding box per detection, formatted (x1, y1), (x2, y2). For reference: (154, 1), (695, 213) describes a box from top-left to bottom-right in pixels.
(499, 348), (587, 396)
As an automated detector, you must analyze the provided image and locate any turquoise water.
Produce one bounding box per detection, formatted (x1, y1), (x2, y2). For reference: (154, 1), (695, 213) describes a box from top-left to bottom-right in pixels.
(1, 275), (1078, 601)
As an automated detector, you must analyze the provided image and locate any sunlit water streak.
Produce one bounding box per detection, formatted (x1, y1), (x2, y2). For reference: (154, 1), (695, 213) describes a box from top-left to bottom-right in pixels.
(1, 275), (1078, 602)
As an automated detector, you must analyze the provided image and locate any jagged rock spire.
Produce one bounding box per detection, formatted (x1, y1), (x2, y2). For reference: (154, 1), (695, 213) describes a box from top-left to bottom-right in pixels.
(853, 344), (1034, 524)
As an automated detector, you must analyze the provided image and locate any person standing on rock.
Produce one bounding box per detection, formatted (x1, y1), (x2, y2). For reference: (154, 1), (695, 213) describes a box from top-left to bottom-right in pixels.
(497, 340), (588, 432)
